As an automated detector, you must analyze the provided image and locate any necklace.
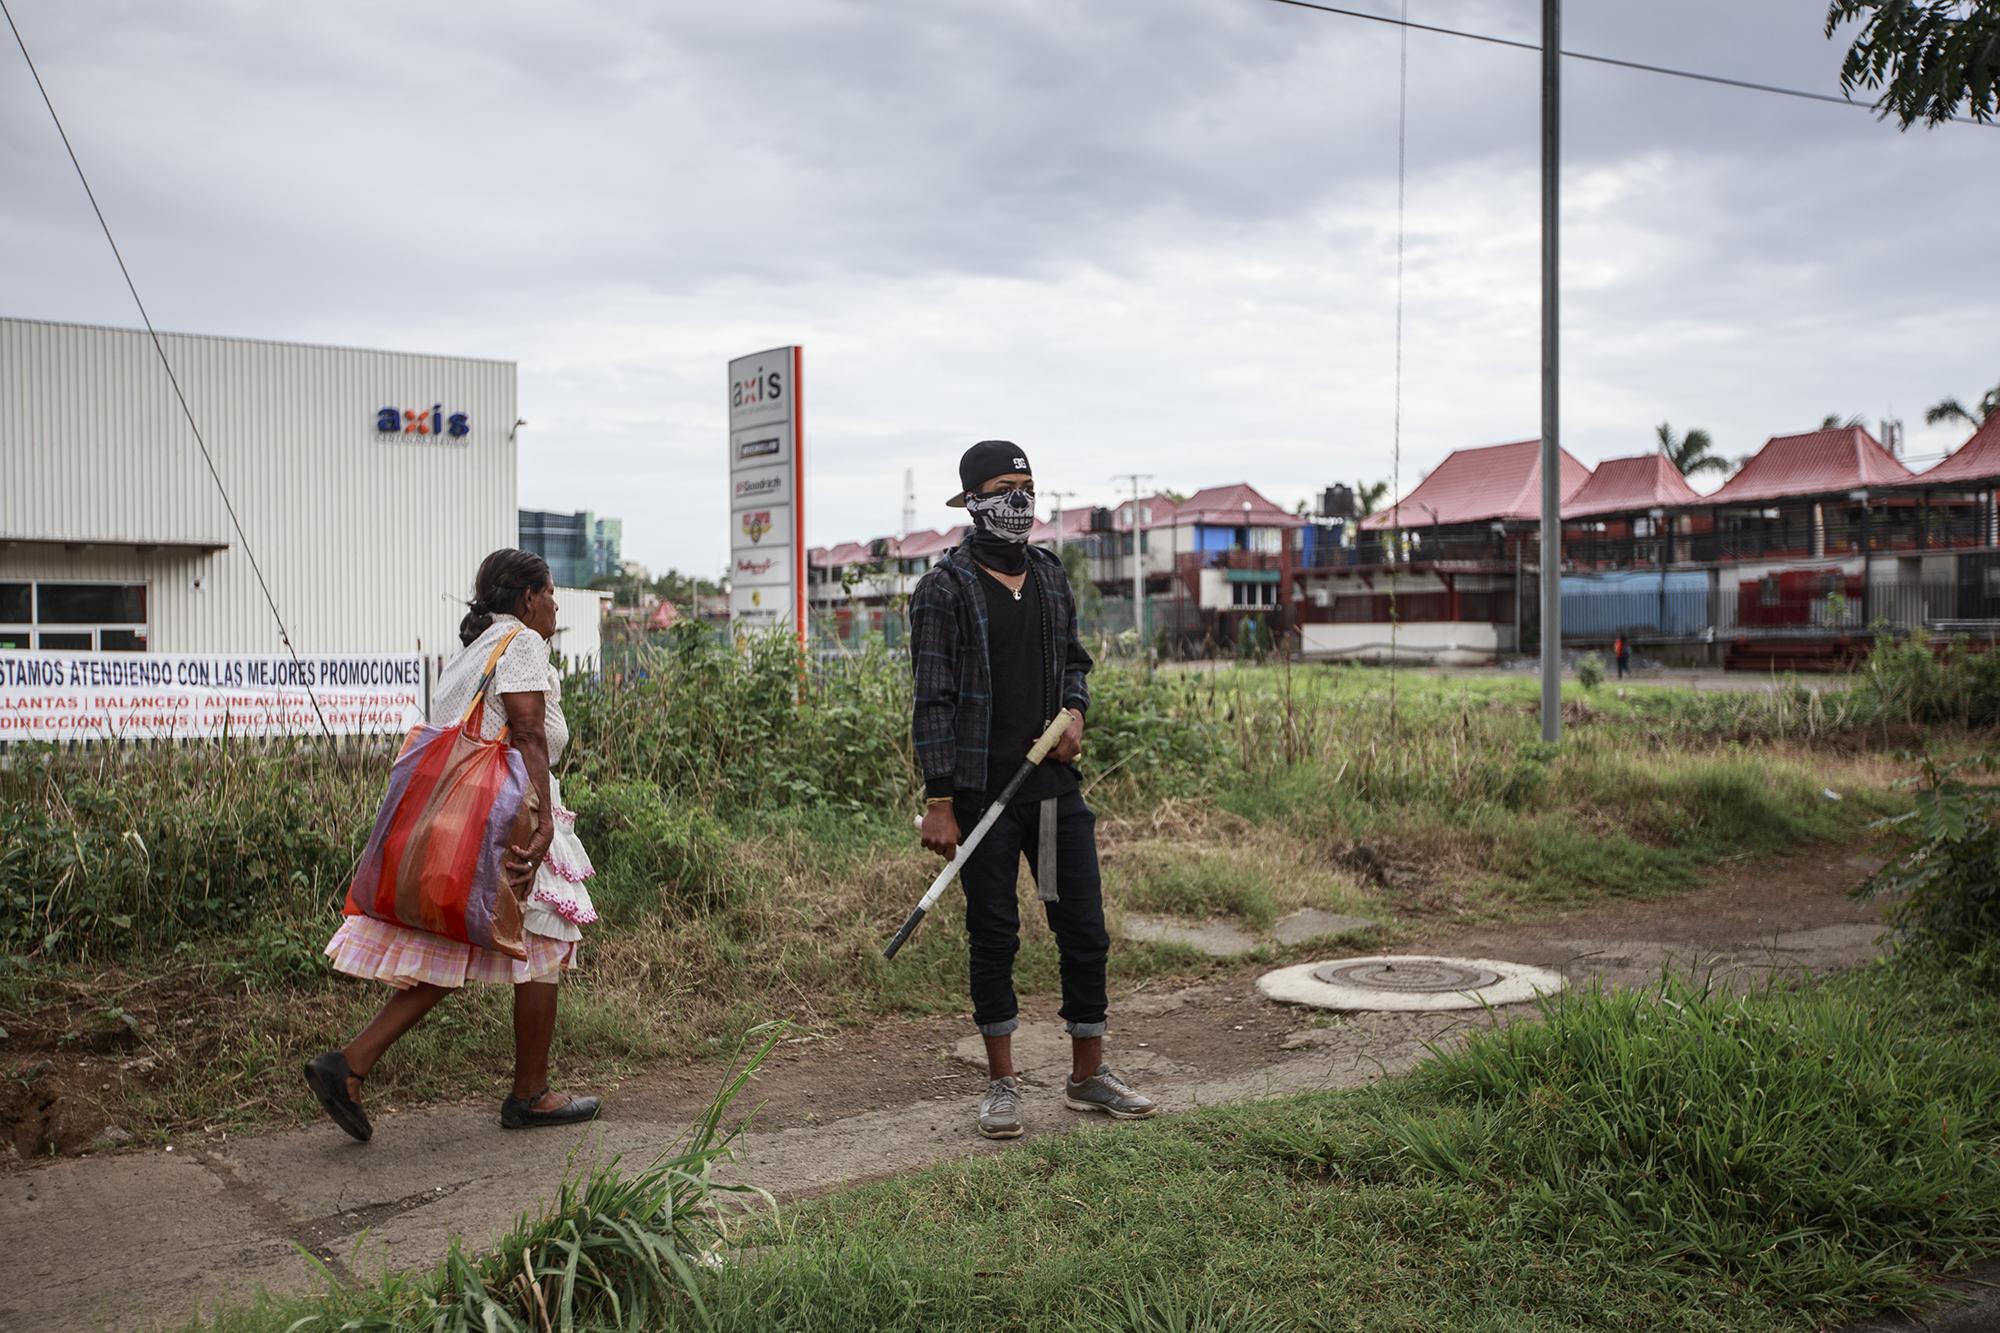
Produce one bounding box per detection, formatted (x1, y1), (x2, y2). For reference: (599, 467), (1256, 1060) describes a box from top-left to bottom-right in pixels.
(979, 564), (1025, 600)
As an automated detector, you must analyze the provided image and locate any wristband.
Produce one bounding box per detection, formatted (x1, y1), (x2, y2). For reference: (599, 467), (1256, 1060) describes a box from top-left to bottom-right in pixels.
(926, 795), (955, 807)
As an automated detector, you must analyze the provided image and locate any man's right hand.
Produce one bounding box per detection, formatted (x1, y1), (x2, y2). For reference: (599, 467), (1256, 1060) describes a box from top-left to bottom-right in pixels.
(921, 803), (960, 860)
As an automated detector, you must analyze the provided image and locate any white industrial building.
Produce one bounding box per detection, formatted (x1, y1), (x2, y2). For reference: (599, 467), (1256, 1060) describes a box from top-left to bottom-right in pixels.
(0, 318), (608, 663)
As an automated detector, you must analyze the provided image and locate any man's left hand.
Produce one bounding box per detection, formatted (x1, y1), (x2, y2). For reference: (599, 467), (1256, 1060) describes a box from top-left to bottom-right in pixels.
(1051, 708), (1084, 764)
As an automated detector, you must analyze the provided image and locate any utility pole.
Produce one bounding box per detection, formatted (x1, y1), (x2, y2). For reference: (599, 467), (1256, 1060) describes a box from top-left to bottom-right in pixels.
(900, 467), (916, 542)
(1113, 472), (1155, 670)
(1539, 0), (1562, 745)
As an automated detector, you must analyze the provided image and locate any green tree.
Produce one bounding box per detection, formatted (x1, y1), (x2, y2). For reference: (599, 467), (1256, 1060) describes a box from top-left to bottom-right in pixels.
(651, 569), (723, 608)
(1061, 542), (1104, 623)
(1926, 379), (2000, 428)
(1655, 421), (1729, 477)
(1825, 0), (2000, 129)
(590, 570), (652, 610)
(1357, 480), (1391, 517)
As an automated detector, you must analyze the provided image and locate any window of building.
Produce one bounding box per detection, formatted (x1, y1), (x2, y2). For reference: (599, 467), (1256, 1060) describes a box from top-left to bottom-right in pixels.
(0, 581), (149, 650)
(1230, 580), (1278, 608)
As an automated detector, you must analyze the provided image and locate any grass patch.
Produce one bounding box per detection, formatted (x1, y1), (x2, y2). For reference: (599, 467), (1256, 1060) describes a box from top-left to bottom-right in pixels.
(202, 1031), (776, 1333)
(0, 651), (1944, 1147)
(204, 951), (2000, 1332)
(693, 954), (2000, 1331)
(1112, 847), (1281, 927)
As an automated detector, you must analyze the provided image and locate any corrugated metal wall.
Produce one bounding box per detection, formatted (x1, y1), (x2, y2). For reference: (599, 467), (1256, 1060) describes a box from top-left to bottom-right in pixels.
(2, 318), (517, 655)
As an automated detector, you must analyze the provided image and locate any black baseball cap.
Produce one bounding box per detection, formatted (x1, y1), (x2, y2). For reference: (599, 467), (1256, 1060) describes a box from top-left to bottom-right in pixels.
(948, 440), (1033, 508)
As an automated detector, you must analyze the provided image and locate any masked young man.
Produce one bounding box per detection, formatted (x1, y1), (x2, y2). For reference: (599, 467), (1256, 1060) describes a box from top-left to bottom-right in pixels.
(909, 440), (1159, 1139)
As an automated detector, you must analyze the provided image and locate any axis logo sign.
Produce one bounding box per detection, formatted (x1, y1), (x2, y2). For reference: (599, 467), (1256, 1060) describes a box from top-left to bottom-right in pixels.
(731, 366), (784, 412)
(377, 405), (470, 439)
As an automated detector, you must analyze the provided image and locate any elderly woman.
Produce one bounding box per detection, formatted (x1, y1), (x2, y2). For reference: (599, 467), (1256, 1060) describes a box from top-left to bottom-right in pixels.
(304, 549), (600, 1140)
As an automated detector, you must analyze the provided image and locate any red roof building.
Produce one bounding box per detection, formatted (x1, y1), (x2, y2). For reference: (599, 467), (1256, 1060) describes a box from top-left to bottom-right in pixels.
(809, 540), (872, 569)
(1563, 452), (1704, 518)
(1110, 493), (1180, 532)
(1170, 483), (1308, 528)
(1706, 426), (1912, 505)
(1029, 506), (1100, 545)
(896, 526), (968, 559)
(1362, 439), (1591, 530)
(1904, 412), (2000, 489)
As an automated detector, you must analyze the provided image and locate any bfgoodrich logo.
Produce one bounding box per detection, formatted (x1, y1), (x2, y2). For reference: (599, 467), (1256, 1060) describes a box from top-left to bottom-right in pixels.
(734, 474), (784, 498)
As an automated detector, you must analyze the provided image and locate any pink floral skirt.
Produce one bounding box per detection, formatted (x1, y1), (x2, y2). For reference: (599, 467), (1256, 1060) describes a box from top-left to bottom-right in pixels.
(325, 915), (578, 989)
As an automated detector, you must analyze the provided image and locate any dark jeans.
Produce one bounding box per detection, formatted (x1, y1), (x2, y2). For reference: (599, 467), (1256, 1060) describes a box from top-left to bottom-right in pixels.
(954, 787), (1109, 1038)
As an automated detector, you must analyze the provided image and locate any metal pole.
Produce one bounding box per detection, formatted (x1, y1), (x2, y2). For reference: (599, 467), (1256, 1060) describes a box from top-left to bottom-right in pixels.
(1133, 476), (1148, 671)
(1113, 472), (1155, 669)
(1539, 0), (1562, 744)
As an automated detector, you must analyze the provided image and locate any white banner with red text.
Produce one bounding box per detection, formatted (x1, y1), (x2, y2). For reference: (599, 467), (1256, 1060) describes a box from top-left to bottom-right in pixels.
(0, 650), (424, 742)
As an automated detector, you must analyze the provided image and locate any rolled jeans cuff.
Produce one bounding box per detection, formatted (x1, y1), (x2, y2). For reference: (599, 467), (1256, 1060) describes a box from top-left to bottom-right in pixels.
(1064, 1020), (1107, 1038)
(976, 1017), (1020, 1037)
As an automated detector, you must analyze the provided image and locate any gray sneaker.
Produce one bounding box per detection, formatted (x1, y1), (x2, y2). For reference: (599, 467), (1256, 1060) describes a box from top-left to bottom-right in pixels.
(978, 1076), (1024, 1139)
(1064, 1065), (1158, 1120)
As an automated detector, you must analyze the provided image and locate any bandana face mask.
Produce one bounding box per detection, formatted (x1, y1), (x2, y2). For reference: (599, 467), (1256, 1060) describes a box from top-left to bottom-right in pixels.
(966, 489), (1036, 543)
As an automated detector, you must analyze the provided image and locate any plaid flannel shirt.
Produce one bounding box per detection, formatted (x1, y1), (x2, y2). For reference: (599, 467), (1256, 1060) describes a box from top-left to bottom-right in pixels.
(909, 542), (1093, 799)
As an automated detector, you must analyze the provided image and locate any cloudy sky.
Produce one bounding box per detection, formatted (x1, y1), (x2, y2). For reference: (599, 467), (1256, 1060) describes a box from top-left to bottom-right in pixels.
(5, 0), (1995, 578)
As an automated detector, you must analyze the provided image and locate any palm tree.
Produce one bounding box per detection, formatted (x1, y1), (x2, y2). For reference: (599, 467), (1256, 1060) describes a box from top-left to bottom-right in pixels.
(1357, 480), (1391, 517)
(1820, 413), (1866, 430)
(1926, 379), (2000, 430)
(1654, 422), (1728, 478)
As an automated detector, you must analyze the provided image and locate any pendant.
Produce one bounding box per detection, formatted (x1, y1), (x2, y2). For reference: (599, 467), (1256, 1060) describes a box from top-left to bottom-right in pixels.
(1011, 587), (1022, 601)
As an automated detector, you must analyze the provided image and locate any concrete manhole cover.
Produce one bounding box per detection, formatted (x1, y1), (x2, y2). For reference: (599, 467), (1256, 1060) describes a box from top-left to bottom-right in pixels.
(1312, 958), (1503, 992)
(1258, 954), (1566, 1012)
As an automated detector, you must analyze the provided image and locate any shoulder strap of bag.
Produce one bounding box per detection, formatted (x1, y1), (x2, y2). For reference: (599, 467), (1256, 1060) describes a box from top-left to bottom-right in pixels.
(461, 626), (527, 739)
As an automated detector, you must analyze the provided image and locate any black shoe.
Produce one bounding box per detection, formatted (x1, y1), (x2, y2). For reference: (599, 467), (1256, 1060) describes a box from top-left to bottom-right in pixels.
(304, 1050), (372, 1143)
(501, 1089), (601, 1129)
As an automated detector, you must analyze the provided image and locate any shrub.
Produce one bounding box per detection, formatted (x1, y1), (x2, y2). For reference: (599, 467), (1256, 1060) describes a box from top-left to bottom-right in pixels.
(563, 778), (744, 920)
(1850, 631), (2000, 728)
(0, 744), (370, 958)
(1576, 653), (1605, 691)
(1864, 755), (2000, 953)
(565, 627), (913, 812)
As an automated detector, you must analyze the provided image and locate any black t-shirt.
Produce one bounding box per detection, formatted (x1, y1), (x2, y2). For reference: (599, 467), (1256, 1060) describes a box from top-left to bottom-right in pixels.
(976, 565), (1079, 804)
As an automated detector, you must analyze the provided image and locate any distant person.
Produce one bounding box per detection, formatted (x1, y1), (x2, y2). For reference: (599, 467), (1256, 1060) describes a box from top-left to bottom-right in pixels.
(911, 441), (1158, 1139)
(305, 549), (601, 1141)
(1614, 635), (1630, 679)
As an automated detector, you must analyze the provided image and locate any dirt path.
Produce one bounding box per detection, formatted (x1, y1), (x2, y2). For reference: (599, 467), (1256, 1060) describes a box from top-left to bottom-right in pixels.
(0, 844), (1889, 1332)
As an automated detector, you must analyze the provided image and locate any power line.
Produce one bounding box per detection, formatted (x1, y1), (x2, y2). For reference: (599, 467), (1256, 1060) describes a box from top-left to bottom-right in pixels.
(2, 0), (333, 739)
(1255, 0), (1998, 124)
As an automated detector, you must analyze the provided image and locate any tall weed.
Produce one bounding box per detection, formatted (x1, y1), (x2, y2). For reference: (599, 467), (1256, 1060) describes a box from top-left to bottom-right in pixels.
(201, 1027), (781, 1333)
